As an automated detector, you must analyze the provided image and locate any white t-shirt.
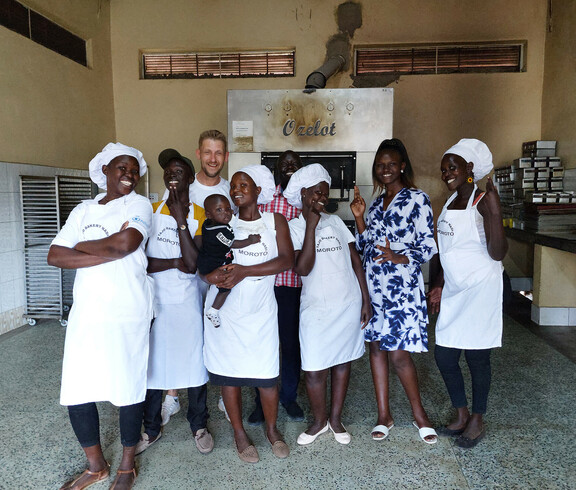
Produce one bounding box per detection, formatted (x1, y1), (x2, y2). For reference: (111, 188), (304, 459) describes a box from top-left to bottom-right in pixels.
(161, 175), (232, 209)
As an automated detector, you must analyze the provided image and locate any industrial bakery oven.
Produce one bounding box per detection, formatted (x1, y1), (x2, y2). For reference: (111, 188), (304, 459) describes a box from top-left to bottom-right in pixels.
(227, 88), (393, 230)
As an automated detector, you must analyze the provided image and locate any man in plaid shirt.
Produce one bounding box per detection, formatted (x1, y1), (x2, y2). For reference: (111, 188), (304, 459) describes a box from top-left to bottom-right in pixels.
(249, 150), (305, 423)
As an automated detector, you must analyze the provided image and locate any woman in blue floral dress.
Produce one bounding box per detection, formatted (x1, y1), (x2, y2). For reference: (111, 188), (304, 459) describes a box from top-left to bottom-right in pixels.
(351, 138), (438, 444)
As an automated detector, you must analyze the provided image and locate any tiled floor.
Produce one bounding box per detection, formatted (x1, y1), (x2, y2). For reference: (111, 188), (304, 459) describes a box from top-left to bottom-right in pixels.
(0, 306), (575, 489)
(505, 293), (576, 363)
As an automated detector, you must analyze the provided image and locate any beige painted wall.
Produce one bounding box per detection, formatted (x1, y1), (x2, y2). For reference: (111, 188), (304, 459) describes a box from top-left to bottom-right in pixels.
(533, 245), (576, 307)
(110, 0), (547, 213)
(542, 0), (576, 169)
(0, 0), (115, 168)
(503, 239), (534, 278)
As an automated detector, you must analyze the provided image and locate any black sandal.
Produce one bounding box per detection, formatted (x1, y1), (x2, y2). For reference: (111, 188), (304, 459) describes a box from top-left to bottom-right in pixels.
(454, 428), (486, 448)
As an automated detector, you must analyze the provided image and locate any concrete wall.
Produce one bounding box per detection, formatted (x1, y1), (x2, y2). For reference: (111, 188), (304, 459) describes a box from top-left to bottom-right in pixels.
(110, 0), (548, 214)
(0, 0), (115, 169)
(542, 0), (576, 169)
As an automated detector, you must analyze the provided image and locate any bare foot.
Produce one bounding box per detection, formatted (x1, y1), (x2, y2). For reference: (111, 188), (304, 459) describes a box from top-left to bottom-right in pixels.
(266, 426), (285, 445)
(461, 413), (484, 439)
(413, 415), (437, 443)
(304, 419), (328, 436)
(60, 464), (109, 490)
(446, 407), (471, 431)
(110, 468), (136, 490)
(371, 417), (394, 439)
(328, 417), (347, 433)
(233, 429), (252, 453)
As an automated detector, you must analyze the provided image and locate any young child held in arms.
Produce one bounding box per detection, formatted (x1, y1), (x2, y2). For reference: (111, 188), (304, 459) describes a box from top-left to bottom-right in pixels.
(197, 194), (260, 327)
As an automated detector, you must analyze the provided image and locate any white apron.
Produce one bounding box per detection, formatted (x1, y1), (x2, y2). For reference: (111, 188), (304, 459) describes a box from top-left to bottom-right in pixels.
(60, 195), (153, 406)
(146, 202), (208, 389)
(435, 186), (503, 349)
(203, 212), (279, 379)
(295, 214), (365, 371)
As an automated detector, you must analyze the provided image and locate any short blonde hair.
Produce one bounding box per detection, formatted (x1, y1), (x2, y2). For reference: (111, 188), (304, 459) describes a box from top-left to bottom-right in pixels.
(198, 130), (227, 153)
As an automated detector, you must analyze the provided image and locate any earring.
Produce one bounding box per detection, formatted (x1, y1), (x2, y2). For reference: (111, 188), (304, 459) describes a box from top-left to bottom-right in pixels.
(401, 169), (404, 173)
(467, 176), (473, 183)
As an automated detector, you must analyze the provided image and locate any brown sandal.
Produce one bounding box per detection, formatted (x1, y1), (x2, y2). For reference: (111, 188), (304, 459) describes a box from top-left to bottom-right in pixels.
(109, 467), (137, 489)
(60, 463), (110, 489)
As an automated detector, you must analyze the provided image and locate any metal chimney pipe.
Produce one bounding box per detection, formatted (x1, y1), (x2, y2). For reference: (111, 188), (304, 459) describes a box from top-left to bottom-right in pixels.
(305, 54), (346, 89)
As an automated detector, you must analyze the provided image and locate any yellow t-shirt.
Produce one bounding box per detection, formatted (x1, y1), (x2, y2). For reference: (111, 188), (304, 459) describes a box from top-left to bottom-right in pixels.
(152, 200), (205, 236)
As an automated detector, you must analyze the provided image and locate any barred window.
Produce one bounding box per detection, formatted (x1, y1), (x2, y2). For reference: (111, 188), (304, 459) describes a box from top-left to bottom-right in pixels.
(141, 50), (295, 79)
(355, 42), (525, 76)
(0, 0), (87, 66)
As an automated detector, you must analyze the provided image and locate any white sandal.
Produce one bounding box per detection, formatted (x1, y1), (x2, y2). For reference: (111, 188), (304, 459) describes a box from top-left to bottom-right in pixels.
(371, 423), (394, 441)
(413, 421), (438, 444)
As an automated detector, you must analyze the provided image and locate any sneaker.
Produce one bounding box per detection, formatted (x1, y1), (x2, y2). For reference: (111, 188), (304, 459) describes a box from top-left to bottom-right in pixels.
(161, 396), (180, 426)
(282, 401), (305, 421)
(205, 307), (221, 328)
(135, 432), (161, 455)
(247, 403), (264, 425)
(217, 396), (230, 422)
(194, 428), (214, 454)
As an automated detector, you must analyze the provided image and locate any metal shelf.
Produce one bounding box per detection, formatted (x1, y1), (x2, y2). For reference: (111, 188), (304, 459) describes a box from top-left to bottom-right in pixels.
(20, 176), (94, 326)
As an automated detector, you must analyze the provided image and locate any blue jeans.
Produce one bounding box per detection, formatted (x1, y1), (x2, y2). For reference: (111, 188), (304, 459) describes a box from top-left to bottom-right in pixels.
(68, 401), (144, 448)
(434, 345), (492, 414)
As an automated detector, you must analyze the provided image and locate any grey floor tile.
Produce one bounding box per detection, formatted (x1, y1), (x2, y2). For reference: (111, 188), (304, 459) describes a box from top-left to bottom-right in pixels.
(0, 314), (574, 489)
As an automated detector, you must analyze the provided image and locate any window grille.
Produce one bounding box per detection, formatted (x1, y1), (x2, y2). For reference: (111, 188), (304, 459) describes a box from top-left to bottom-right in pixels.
(142, 50), (295, 79)
(0, 0), (87, 66)
(355, 42), (525, 76)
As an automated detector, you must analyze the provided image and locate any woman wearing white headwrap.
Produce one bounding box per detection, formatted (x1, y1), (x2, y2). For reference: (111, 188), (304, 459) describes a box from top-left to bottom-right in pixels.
(203, 165), (293, 463)
(48, 143), (153, 489)
(428, 138), (507, 449)
(284, 164), (371, 446)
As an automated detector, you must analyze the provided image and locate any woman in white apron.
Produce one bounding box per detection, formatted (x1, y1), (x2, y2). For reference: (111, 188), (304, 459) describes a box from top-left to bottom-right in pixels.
(428, 138), (508, 449)
(350, 139), (438, 444)
(283, 164), (371, 446)
(48, 143), (153, 490)
(135, 151), (213, 457)
(203, 165), (293, 463)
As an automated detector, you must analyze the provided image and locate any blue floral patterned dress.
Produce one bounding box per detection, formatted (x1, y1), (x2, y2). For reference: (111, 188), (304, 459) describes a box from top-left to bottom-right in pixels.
(356, 187), (437, 352)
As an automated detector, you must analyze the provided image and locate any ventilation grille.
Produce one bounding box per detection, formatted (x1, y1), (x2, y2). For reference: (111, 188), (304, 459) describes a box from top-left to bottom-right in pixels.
(142, 50), (295, 79)
(356, 43), (524, 75)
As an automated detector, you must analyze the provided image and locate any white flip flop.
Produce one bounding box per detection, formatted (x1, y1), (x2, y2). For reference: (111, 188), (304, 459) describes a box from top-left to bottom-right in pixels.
(371, 423), (394, 441)
(413, 421), (438, 444)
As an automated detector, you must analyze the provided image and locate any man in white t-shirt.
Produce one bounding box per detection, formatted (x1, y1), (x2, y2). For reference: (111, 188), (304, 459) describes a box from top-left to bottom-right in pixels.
(159, 130), (235, 424)
(161, 130), (233, 209)
(191, 129), (233, 208)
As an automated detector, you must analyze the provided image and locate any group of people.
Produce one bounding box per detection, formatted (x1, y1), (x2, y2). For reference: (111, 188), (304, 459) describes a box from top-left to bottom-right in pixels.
(48, 131), (507, 489)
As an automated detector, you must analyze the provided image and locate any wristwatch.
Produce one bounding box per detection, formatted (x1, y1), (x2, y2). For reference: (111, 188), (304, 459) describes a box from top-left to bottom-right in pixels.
(179, 223), (187, 231)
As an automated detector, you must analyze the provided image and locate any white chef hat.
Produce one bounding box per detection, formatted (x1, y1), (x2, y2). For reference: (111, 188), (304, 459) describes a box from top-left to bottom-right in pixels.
(235, 165), (276, 205)
(284, 163), (332, 209)
(443, 138), (493, 181)
(88, 142), (148, 190)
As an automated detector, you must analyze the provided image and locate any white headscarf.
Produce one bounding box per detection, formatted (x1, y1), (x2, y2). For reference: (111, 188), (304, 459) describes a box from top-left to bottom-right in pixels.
(88, 142), (148, 190)
(443, 138), (493, 181)
(235, 165), (276, 205)
(284, 163), (332, 209)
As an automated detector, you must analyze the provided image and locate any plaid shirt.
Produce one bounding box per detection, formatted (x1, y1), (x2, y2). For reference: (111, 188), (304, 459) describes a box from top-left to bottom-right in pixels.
(259, 185), (302, 288)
